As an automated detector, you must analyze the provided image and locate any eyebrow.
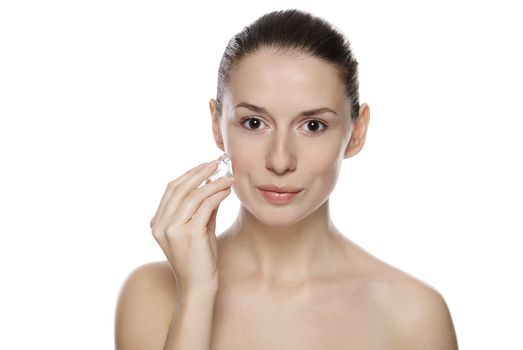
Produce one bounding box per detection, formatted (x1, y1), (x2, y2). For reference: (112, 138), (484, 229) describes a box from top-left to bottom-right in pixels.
(235, 102), (338, 117)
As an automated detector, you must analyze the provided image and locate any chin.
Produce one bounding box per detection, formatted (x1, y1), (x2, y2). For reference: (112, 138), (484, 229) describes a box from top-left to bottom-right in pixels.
(235, 180), (331, 224)
(251, 212), (307, 227)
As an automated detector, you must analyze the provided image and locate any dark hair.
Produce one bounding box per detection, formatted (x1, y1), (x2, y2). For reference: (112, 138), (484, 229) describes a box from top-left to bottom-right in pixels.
(214, 8), (360, 121)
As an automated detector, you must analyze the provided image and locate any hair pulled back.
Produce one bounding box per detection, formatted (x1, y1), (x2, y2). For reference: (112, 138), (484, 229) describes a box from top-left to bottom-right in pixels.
(214, 9), (360, 121)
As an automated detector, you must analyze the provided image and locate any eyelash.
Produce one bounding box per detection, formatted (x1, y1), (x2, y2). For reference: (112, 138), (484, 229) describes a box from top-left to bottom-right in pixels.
(239, 117), (329, 135)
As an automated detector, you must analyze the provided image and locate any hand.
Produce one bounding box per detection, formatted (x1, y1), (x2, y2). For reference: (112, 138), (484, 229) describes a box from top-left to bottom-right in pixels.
(149, 160), (234, 295)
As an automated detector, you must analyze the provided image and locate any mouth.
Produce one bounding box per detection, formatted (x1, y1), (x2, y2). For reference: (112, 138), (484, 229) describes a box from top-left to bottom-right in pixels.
(256, 187), (304, 204)
(256, 184), (304, 193)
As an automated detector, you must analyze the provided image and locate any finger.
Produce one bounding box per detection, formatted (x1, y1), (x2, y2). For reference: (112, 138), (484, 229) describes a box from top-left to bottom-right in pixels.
(189, 186), (232, 234)
(174, 175), (234, 225)
(161, 161), (220, 221)
(150, 161), (210, 228)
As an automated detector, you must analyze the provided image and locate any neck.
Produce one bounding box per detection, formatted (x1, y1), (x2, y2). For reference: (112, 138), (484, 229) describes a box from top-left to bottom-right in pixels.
(223, 199), (347, 285)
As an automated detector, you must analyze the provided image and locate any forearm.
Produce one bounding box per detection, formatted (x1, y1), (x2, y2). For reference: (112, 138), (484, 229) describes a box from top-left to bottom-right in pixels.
(163, 290), (218, 350)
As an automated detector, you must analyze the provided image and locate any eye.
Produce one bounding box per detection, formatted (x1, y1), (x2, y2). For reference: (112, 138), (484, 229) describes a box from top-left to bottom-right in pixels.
(240, 117), (328, 135)
(303, 119), (328, 134)
(240, 117), (265, 132)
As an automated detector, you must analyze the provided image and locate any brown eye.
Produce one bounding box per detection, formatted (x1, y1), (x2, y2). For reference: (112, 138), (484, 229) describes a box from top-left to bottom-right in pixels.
(301, 119), (328, 135)
(244, 118), (263, 130)
(240, 117), (328, 135)
(305, 120), (325, 133)
(240, 117), (266, 133)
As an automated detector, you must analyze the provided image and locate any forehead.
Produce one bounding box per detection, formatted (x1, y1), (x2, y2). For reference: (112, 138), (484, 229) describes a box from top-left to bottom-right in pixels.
(225, 49), (348, 115)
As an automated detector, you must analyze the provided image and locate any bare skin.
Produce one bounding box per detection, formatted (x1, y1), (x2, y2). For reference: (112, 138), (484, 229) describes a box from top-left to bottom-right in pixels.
(115, 48), (458, 349)
(210, 229), (458, 349)
(118, 237), (458, 349)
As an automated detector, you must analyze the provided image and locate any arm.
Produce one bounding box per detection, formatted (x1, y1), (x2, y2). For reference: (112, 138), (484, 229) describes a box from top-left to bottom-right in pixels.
(114, 261), (218, 350)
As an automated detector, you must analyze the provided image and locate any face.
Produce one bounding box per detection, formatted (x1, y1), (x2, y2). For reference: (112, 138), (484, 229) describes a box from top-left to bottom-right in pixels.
(210, 48), (369, 226)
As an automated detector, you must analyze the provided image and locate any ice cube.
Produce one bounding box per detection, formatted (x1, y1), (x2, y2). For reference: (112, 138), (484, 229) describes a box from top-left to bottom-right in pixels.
(208, 152), (233, 182)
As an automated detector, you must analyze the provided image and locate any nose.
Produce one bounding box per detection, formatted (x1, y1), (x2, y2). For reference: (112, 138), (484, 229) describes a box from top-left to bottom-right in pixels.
(265, 132), (297, 175)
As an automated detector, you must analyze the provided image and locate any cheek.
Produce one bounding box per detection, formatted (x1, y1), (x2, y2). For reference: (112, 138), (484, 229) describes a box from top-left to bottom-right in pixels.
(310, 155), (341, 187)
(305, 140), (342, 173)
(228, 140), (263, 171)
(305, 144), (343, 194)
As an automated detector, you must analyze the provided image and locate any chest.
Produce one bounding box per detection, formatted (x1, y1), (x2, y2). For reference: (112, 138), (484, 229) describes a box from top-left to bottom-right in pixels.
(209, 282), (396, 350)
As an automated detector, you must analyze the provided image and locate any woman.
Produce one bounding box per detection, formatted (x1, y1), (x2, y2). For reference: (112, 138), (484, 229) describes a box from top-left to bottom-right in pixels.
(115, 9), (459, 350)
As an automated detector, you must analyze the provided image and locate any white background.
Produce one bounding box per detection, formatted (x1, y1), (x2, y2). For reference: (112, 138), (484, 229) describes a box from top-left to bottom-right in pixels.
(1, 1), (521, 349)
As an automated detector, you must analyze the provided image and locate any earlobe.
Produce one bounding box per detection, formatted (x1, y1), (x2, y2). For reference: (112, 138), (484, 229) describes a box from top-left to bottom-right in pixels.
(209, 98), (225, 151)
(209, 98), (217, 117)
(344, 135), (360, 159)
(344, 103), (370, 159)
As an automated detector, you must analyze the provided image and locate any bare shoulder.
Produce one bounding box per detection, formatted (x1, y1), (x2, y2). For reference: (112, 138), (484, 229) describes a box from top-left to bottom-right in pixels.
(379, 271), (458, 349)
(342, 240), (459, 349)
(368, 262), (459, 350)
(115, 260), (178, 350)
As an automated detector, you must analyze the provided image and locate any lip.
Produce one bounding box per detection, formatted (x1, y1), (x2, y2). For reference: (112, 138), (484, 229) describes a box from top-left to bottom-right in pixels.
(257, 188), (303, 205)
(256, 184), (304, 193)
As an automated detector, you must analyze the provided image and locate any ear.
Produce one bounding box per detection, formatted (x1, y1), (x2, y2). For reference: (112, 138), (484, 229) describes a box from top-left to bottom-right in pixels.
(344, 103), (370, 159)
(209, 98), (225, 152)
